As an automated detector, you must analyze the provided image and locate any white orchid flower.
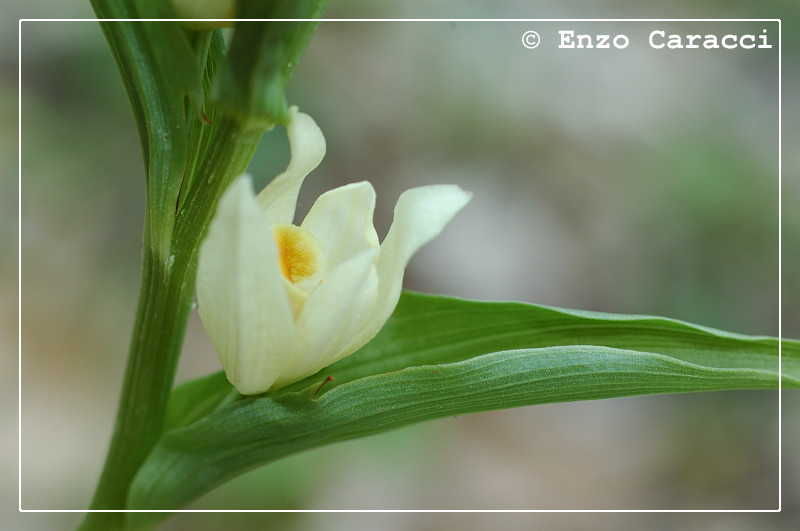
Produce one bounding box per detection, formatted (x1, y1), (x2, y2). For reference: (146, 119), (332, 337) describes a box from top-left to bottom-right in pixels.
(197, 107), (471, 395)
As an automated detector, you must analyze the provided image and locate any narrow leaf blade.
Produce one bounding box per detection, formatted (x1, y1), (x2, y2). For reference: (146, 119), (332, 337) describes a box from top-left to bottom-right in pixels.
(132, 293), (795, 520)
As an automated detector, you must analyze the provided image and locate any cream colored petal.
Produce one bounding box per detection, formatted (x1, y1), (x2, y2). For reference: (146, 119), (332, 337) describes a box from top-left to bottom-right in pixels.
(256, 107), (326, 225)
(343, 185), (472, 354)
(300, 181), (380, 271)
(197, 175), (296, 395)
(271, 249), (379, 389)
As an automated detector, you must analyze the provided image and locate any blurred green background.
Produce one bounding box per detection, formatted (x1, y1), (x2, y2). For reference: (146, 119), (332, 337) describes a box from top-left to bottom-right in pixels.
(5, 1), (800, 529)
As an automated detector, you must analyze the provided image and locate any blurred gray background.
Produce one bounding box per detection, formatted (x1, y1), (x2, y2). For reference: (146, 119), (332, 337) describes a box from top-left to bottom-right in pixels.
(5, 1), (799, 530)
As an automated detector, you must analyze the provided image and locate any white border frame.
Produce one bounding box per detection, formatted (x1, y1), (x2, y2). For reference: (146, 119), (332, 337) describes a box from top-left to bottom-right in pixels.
(18, 18), (783, 515)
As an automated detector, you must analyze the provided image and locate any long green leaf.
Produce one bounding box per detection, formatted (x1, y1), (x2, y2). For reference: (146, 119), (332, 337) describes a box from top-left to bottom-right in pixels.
(132, 293), (796, 522)
(284, 292), (795, 390)
(164, 292), (797, 430)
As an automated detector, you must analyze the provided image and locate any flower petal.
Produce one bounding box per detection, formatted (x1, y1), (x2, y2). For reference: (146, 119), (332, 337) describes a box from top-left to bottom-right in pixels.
(256, 107), (326, 226)
(197, 175), (296, 394)
(272, 249), (379, 388)
(300, 181), (380, 271)
(343, 185), (472, 353)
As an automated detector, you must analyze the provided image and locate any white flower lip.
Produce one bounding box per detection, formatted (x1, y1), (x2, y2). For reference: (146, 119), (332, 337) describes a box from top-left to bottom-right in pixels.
(197, 107), (472, 395)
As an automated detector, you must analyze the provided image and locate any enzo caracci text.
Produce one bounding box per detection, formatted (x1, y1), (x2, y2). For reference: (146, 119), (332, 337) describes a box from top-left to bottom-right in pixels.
(558, 29), (773, 50)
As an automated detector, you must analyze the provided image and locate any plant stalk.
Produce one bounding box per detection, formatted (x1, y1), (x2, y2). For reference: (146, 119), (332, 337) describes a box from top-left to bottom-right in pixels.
(77, 116), (263, 530)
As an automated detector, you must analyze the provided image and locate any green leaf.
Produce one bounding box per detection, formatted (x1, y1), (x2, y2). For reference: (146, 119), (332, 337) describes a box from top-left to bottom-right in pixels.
(212, 0), (330, 129)
(284, 292), (796, 391)
(129, 293), (795, 521)
(178, 29), (226, 212)
(163, 370), (236, 433)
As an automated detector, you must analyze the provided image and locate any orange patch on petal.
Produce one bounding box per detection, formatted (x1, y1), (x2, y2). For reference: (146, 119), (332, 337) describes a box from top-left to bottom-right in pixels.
(273, 224), (324, 284)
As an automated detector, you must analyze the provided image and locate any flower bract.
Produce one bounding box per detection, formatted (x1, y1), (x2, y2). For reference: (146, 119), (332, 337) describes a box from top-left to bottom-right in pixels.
(172, 0), (235, 29)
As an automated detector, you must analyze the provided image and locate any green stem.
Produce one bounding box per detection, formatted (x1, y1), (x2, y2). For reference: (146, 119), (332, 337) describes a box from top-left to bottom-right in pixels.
(80, 3), (326, 526)
(79, 246), (188, 530)
(77, 117), (263, 531)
